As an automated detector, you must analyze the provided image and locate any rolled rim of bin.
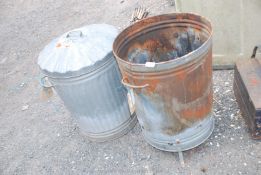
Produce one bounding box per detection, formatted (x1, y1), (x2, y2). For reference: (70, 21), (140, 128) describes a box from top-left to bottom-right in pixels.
(113, 13), (213, 73)
(39, 52), (137, 142)
(40, 52), (114, 79)
(113, 13), (214, 151)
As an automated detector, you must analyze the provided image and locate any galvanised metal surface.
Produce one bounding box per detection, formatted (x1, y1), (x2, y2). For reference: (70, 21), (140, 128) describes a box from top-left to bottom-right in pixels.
(113, 13), (214, 151)
(43, 53), (137, 142)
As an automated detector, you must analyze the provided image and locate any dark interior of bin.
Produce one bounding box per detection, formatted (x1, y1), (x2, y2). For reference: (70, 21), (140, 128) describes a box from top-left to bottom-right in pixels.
(118, 26), (209, 64)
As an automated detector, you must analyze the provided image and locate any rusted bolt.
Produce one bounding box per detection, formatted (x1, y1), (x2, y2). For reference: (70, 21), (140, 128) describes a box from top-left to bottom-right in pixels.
(173, 33), (179, 38)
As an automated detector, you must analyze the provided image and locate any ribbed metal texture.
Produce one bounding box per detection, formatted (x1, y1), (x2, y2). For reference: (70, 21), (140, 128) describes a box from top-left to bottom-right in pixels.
(46, 55), (137, 142)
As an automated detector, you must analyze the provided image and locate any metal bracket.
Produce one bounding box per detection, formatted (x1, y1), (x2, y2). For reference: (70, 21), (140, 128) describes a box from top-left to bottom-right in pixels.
(251, 45), (261, 58)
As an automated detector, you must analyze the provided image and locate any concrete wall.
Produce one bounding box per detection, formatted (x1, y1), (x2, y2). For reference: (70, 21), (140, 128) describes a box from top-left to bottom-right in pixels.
(175, 0), (261, 66)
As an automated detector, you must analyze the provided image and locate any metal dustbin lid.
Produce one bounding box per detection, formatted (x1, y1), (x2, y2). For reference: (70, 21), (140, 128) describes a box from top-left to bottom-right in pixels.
(38, 24), (118, 78)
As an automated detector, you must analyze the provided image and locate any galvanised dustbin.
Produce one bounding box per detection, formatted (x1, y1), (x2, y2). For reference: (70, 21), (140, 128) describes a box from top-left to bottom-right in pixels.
(38, 24), (137, 142)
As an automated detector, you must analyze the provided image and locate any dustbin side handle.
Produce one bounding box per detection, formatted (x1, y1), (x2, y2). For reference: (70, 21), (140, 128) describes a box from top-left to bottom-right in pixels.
(121, 78), (149, 89)
(40, 76), (53, 88)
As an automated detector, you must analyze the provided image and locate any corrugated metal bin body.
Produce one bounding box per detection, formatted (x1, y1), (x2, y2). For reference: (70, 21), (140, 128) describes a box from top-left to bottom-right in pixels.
(38, 24), (137, 142)
(47, 55), (136, 140)
(113, 13), (214, 151)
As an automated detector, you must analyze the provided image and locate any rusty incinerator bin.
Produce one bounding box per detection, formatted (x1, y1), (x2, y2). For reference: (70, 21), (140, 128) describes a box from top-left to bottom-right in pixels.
(113, 13), (214, 152)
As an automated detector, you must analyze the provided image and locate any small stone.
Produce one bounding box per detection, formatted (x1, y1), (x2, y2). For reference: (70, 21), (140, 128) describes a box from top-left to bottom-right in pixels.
(243, 163), (247, 166)
(225, 90), (231, 93)
(57, 133), (60, 137)
(216, 143), (220, 147)
(21, 105), (29, 111)
(230, 138), (234, 141)
(105, 156), (109, 160)
(147, 155), (151, 160)
(225, 82), (229, 85)
(131, 161), (135, 166)
(230, 124), (235, 127)
(240, 137), (243, 140)
(28, 154), (34, 159)
(258, 161), (261, 164)
(20, 83), (25, 87)
(209, 142), (213, 146)
(71, 161), (75, 164)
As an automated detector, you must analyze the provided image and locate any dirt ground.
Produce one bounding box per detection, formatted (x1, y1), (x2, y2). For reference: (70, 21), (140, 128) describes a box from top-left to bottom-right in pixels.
(0, 0), (260, 174)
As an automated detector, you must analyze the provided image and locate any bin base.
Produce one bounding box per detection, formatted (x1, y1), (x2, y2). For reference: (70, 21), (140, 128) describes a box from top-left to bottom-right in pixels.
(82, 112), (137, 142)
(142, 115), (214, 152)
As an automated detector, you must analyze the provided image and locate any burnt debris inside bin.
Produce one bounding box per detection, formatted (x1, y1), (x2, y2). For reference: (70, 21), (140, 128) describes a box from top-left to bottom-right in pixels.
(127, 27), (203, 64)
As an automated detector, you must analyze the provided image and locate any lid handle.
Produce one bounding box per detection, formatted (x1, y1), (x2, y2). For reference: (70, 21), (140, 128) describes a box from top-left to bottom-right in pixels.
(66, 30), (83, 40)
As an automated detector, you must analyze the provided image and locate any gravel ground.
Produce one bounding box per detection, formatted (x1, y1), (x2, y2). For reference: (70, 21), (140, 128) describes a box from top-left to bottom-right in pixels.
(0, 0), (260, 175)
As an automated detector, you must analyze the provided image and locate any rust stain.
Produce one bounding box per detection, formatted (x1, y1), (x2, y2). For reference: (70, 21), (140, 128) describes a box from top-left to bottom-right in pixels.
(56, 43), (62, 48)
(250, 77), (259, 86)
(139, 78), (159, 93)
(180, 90), (213, 119)
(56, 43), (70, 48)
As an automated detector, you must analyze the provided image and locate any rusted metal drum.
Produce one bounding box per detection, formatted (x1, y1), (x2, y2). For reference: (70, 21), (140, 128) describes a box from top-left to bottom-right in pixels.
(113, 13), (214, 152)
